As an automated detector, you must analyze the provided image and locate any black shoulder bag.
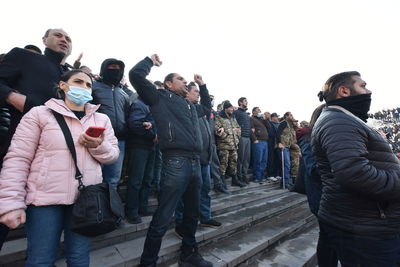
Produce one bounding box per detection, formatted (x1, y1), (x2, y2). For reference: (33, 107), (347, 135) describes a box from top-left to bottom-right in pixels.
(52, 111), (124, 237)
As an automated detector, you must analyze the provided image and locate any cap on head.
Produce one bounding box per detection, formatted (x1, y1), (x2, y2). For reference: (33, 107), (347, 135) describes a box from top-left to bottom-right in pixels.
(271, 113), (279, 118)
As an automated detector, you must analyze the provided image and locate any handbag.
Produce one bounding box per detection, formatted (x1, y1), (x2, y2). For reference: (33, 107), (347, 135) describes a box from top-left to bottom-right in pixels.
(52, 111), (124, 237)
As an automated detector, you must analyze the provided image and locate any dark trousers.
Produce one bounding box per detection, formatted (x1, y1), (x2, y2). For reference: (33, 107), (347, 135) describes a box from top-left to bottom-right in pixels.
(0, 223), (8, 251)
(318, 220), (400, 267)
(140, 156), (202, 266)
(237, 137), (251, 179)
(125, 147), (156, 217)
(152, 144), (162, 193)
(210, 144), (223, 186)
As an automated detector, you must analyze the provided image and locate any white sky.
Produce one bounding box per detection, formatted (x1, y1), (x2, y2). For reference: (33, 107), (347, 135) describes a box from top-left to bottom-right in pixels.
(2, 0), (399, 121)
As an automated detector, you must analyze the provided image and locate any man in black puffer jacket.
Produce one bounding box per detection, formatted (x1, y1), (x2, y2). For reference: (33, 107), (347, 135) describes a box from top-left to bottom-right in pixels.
(312, 71), (400, 266)
(130, 54), (212, 267)
(92, 58), (130, 189)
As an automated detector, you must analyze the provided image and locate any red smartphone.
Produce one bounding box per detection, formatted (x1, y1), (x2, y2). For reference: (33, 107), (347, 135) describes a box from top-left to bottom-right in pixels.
(86, 126), (106, 138)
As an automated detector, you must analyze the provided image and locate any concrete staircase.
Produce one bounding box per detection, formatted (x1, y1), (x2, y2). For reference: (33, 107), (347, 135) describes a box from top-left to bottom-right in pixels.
(0, 180), (318, 267)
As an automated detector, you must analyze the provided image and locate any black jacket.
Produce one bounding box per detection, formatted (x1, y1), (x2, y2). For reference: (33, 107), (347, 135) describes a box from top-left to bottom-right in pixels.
(0, 47), (65, 160)
(234, 108), (251, 138)
(194, 84), (212, 166)
(126, 98), (156, 149)
(129, 57), (202, 158)
(312, 106), (400, 239)
(92, 81), (130, 140)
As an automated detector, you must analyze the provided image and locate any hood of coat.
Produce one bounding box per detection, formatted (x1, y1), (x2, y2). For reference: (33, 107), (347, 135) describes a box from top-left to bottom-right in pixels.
(45, 98), (100, 119)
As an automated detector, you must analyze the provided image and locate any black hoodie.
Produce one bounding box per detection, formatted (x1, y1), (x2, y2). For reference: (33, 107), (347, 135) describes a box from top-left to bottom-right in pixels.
(92, 58), (130, 139)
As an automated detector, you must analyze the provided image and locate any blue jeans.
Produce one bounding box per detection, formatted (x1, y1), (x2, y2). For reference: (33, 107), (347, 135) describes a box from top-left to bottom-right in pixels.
(140, 156), (202, 266)
(318, 220), (400, 267)
(25, 205), (90, 267)
(125, 147), (155, 217)
(277, 147), (291, 185)
(102, 140), (125, 190)
(252, 141), (268, 181)
(152, 144), (162, 193)
(176, 164), (212, 223)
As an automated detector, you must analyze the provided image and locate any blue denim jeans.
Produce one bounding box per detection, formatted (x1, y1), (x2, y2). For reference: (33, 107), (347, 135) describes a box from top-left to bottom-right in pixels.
(277, 147), (291, 185)
(152, 144), (162, 193)
(176, 164), (212, 223)
(252, 141), (268, 181)
(318, 220), (400, 267)
(102, 140), (125, 190)
(140, 156), (202, 266)
(25, 205), (90, 267)
(125, 147), (155, 217)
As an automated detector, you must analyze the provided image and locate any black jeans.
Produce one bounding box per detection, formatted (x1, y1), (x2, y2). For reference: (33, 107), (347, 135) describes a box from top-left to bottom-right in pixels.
(0, 223), (8, 251)
(318, 220), (400, 267)
(140, 156), (202, 266)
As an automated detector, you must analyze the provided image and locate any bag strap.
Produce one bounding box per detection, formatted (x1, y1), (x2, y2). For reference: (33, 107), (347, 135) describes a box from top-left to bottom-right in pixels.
(52, 110), (85, 190)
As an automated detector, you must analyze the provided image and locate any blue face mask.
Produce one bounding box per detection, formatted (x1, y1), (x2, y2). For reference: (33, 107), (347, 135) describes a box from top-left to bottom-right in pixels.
(66, 86), (93, 106)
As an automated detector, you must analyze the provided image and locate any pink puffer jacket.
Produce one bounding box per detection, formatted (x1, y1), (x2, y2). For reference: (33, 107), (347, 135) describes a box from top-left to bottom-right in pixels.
(0, 99), (119, 216)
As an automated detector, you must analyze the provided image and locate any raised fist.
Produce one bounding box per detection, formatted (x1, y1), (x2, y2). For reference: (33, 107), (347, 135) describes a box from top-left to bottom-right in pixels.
(150, 54), (162, 67)
(194, 74), (205, 86)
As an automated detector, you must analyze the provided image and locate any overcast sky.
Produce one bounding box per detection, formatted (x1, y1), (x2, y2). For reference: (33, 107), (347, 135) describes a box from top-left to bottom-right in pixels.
(2, 0), (399, 120)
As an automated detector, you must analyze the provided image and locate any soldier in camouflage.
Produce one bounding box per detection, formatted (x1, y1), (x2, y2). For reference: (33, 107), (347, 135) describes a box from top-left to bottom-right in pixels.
(276, 111), (297, 186)
(290, 120), (301, 182)
(215, 101), (245, 187)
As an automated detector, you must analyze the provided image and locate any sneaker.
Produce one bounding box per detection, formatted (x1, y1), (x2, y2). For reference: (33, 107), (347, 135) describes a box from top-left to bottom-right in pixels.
(214, 185), (230, 194)
(267, 176), (278, 182)
(126, 215), (142, 224)
(179, 248), (213, 267)
(175, 226), (184, 239)
(200, 219), (222, 227)
(259, 181), (265, 185)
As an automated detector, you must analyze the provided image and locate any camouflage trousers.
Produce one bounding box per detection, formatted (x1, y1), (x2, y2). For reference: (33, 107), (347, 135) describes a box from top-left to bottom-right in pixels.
(218, 149), (238, 177)
(290, 148), (300, 180)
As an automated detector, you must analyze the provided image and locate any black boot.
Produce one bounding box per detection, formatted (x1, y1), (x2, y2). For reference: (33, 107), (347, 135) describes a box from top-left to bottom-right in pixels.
(214, 184), (230, 194)
(240, 175), (250, 185)
(231, 175), (245, 187)
(179, 247), (213, 267)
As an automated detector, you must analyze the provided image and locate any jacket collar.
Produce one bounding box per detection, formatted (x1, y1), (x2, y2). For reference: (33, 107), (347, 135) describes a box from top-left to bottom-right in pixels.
(44, 48), (65, 65)
(45, 98), (100, 120)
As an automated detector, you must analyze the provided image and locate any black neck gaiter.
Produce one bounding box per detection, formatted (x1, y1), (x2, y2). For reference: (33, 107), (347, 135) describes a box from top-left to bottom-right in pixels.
(326, 94), (372, 122)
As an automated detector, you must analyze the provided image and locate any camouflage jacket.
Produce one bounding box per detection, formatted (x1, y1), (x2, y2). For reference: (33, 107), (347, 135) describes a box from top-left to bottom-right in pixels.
(276, 120), (296, 148)
(215, 111), (241, 150)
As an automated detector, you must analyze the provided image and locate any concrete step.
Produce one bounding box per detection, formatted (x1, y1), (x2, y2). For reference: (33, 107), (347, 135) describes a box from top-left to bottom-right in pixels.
(54, 192), (308, 266)
(0, 182), (282, 266)
(169, 203), (316, 267)
(254, 226), (319, 267)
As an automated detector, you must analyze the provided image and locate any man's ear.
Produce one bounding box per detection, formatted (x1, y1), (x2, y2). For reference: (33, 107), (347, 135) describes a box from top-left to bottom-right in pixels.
(42, 37), (47, 46)
(337, 86), (351, 98)
(165, 80), (172, 89)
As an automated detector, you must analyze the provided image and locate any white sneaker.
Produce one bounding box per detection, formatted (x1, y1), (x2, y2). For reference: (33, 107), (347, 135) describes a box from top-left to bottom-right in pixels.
(268, 176), (278, 182)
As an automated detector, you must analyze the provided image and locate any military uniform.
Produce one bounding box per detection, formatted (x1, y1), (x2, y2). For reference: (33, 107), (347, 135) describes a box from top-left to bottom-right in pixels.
(215, 111), (240, 177)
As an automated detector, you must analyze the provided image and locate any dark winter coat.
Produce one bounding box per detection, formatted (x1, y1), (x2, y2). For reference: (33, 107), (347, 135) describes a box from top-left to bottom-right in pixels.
(126, 98), (156, 149)
(129, 57), (202, 158)
(312, 106), (400, 239)
(234, 108), (251, 138)
(250, 116), (269, 142)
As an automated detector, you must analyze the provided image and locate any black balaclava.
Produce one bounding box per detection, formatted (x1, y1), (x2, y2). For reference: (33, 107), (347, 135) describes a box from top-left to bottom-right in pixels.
(326, 93), (372, 122)
(100, 58), (125, 86)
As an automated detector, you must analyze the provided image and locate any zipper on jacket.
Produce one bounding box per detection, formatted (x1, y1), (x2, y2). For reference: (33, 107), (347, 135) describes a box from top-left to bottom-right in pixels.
(97, 194), (104, 223)
(377, 203), (386, 219)
(168, 122), (173, 142)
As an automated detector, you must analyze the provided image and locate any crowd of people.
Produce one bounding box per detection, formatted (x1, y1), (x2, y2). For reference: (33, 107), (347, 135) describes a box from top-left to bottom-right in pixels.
(0, 28), (307, 267)
(368, 108), (400, 154)
(0, 28), (400, 267)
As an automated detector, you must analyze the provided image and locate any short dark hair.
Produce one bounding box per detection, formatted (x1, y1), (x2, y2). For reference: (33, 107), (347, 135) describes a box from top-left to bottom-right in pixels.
(57, 70), (93, 99)
(163, 73), (177, 89)
(238, 97), (247, 105)
(284, 111), (291, 118)
(319, 71), (360, 102)
(252, 107), (259, 112)
(187, 82), (197, 92)
(24, 45), (42, 54)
